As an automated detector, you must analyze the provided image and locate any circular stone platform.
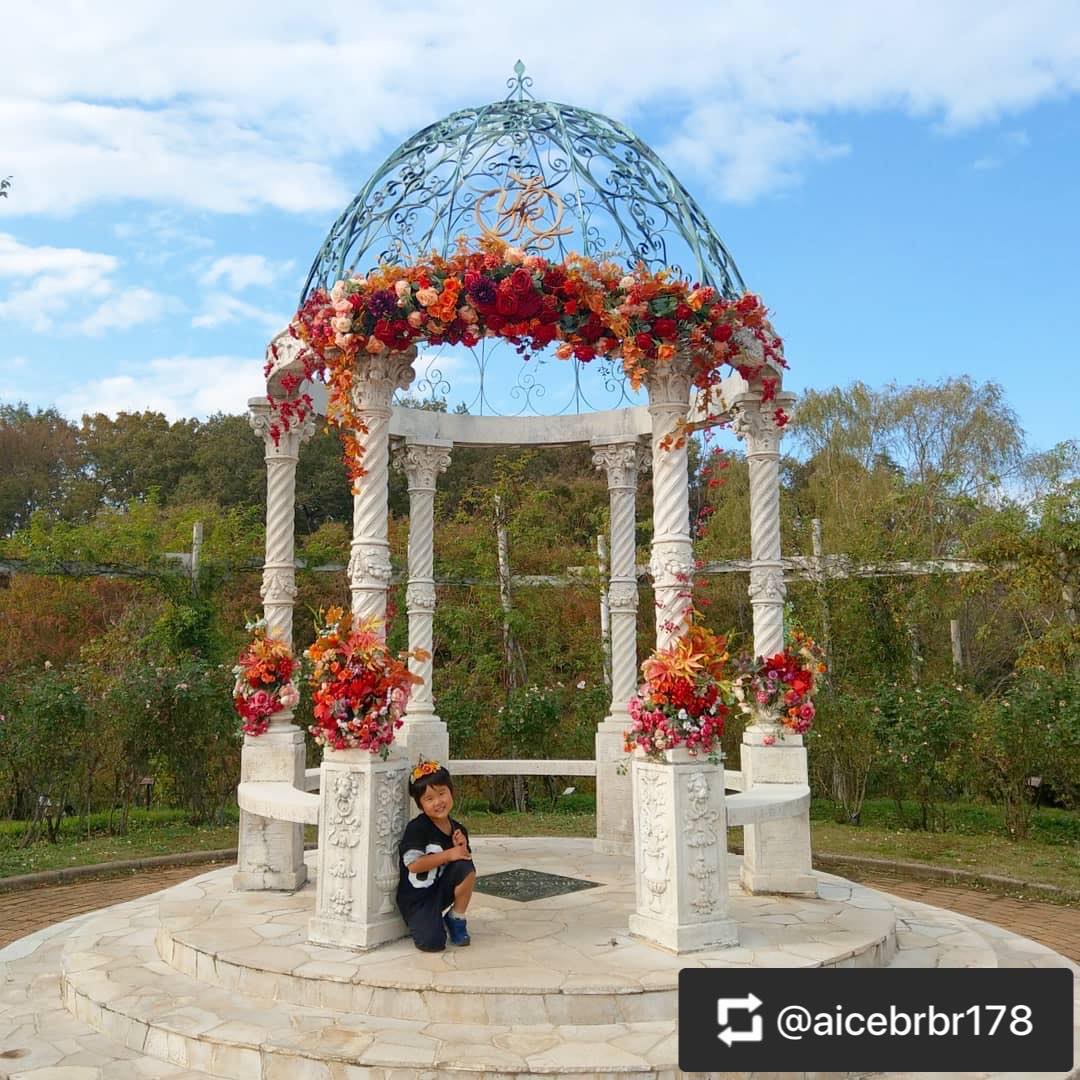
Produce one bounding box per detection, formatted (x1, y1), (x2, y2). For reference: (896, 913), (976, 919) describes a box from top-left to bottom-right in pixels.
(0, 837), (1076, 1079)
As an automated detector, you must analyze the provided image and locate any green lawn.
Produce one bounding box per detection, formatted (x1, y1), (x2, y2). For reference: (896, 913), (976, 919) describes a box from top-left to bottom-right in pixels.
(0, 797), (1076, 895)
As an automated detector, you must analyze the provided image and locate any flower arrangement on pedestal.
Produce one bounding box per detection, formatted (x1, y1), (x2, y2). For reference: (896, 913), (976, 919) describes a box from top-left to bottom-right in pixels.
(732, 629), (827, 738)
(624, 622), (733, 760)
(304, 607), (427, 757)
(231, 620), (300, 736)
(281, 237), (785, 486)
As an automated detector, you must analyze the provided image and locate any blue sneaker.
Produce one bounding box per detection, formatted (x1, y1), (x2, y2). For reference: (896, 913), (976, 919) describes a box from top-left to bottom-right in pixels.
(444, 910), (471, 946)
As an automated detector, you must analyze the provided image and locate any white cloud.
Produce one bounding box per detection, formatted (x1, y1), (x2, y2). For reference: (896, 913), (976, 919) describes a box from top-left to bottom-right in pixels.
(79, 287), (171, 335)
(55, 355), (265, 420)
(0, 233), (173, 336)
(200, 254), (293, 291)
(0, 0), (1077, 213)
(191, 293), (285, 332)
(661, 106), (849, 200)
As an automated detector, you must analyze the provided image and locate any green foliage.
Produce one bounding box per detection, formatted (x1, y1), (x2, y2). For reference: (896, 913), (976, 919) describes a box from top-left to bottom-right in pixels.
(0, 666), (90, 837)
(973, 669), (1080, 837)
(871, 682), (976, 830)
(807, 687), (878, 824)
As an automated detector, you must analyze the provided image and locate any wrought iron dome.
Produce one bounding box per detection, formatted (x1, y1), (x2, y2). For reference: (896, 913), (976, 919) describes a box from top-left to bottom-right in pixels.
(300, 63), (747, 305)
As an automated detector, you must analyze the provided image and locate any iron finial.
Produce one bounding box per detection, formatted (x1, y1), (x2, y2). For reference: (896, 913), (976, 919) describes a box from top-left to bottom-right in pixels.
(506, 60), (534, 102)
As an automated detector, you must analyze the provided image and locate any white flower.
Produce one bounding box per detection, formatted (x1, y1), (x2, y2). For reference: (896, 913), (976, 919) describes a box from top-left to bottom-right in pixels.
(576, 680), (587, 690)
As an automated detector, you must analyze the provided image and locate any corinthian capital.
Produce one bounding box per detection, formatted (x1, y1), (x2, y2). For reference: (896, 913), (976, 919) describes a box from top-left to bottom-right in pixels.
(248, 399), (317, 455)
(349, 349), (417, 415)
(591, 438), (649, 490)
(393, 439), (453, 491)
(730, 395), (794, 457)
(643, 356), (694, 411)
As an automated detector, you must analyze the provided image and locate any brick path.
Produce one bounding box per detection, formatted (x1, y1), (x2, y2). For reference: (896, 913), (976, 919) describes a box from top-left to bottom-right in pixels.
(1, 860), (1077, 962)
(850, 871), (1080, 963)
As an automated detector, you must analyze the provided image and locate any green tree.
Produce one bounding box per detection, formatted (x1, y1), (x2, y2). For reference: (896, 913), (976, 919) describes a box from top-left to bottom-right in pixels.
(0, 404), (82, 535)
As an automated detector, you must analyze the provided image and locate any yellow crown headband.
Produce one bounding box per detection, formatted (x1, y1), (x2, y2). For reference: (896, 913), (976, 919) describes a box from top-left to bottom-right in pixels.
(411, 758), (441, 782)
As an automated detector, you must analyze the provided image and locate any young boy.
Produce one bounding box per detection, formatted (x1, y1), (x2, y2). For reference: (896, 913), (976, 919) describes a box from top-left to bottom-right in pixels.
(397, 760), (476, 951)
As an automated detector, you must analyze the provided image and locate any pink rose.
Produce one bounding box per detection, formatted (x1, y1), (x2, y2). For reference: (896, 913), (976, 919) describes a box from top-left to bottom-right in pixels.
(249, 690), (273, 717)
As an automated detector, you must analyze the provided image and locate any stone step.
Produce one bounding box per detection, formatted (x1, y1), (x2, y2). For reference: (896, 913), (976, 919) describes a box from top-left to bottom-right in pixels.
(152, 866), (896, 1025)
(62, 950), (677, 1077)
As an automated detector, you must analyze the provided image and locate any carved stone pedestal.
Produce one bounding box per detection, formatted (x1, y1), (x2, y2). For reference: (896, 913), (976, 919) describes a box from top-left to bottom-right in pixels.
(628, 748), (738, 952)
(309, 748), (410, 951)
(740, 721), (816, 897)
(234, 714), (307, 892)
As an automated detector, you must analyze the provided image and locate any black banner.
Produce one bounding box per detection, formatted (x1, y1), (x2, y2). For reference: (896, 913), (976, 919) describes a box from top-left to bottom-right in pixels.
(679, 967), (1073, 1073)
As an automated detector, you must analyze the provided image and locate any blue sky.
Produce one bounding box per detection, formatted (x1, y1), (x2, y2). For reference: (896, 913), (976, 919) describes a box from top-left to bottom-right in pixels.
(1, 1), (1078, 451)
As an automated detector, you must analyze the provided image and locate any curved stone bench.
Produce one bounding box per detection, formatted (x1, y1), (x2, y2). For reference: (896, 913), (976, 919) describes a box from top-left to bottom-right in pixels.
(237, 780), (320, 825)
(724, 783), (810, 827)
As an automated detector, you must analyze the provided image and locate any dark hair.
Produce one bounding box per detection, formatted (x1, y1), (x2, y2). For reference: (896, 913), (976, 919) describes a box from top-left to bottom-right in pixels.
(408, 765), (453, 810)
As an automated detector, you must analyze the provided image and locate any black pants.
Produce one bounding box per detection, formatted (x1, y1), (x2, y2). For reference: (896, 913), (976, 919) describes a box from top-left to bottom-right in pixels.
(400, 858), (476, 951)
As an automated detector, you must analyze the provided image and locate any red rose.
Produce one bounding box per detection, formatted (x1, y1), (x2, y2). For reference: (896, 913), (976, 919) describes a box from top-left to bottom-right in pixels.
(578, 314), (604, 342)
(652, 317), (678, 340)
(496, 290), (519, 317)
(516, 291), (542, 319)
(543, 267), (566, 289)
(710, 322), (733, 343)
(737, 295), (758, 315)
(510, 267), (534, 294)
(634, 332), (654, 352)
(674, 303), (692, 320)
(563, 299), (578, 316)
(464, 269), (481, 290)
(573, 344), (596, 361)
(460, 331), (479, 348)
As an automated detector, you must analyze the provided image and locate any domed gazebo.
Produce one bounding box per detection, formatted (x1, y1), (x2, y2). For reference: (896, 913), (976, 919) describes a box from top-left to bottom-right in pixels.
(239, 66), (811, 954)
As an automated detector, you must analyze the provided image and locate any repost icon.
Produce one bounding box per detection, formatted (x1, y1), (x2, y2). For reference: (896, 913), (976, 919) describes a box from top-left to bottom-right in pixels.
(717, 992), (764, 1047)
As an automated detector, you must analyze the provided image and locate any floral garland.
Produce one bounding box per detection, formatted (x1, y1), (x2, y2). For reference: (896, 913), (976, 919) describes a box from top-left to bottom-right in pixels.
(281, 237), (786, 488)
(303, 607), (426, 756)
(232, 620), (300, 737)
(732, 629), (827, 738)
(626, 624), (828, 757)
(625, 622), (733, 759)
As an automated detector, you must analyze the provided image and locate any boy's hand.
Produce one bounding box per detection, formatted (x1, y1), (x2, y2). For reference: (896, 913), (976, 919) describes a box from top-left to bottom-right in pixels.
(446, 840), (470, 862)
(451, 827), (466, 848)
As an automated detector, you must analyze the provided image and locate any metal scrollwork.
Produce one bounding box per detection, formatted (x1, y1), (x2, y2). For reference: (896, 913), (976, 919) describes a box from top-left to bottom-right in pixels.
(300, 64), (747, 419)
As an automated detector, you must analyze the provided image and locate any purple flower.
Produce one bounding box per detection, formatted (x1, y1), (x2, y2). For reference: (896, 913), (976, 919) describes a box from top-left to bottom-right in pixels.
(367, 289), (397, 319)
(469, 277), (497, 306)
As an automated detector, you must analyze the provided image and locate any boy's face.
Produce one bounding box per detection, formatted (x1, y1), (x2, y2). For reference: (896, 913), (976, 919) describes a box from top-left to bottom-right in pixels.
(419, 783), (453, 820)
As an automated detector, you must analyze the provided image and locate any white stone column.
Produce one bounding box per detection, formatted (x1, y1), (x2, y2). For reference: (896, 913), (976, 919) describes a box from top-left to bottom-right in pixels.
(309, 747), (410, 950)
(591, 435), (648, 855)
(645, 359), (695, 650)
(393, 437), (453, 765)
(731, 386), (816, 896)
(348, 350), (417, 630)
(235, 399), (316, 892)
(629, 749), (737, 952)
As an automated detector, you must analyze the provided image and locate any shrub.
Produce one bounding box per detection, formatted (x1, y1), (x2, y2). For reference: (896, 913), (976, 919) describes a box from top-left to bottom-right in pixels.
(871, 682), (975, 830)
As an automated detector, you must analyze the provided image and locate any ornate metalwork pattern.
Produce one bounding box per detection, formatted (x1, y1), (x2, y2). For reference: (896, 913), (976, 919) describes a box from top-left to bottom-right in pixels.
(300, 63), (747, 418)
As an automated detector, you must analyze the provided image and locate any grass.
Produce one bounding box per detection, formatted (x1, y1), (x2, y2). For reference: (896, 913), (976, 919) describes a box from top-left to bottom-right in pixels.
(0, 796), (1076, 894)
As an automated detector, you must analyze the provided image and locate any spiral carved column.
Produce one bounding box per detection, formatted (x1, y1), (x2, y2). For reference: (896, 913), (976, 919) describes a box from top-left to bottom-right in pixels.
(392, 437), (452, 765)
(645, 359), (695, 651)
(731, 384), (815, 896)
(730, 391), (795, 685)
(591, 435), (649, 855)
(348, 350), (416, 632)
(235, 396), (316, 892)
